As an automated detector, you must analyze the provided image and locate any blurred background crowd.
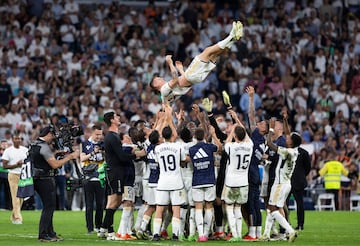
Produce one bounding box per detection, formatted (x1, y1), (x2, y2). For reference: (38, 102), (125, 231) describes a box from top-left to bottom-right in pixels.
(0, 0), (359, 210)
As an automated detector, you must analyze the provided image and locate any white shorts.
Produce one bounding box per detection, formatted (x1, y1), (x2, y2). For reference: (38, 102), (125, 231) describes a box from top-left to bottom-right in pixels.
(134, 175), (143, 197)
(184, 56), (216, 84)
(221, 185), (249, 205)
(183, 177), (194, 206)
(268, 183), (291, 208)
(260, 166), (270, 197)
(156, 188), (186, 206)
(192, 186), (216, 203)
(142, 179), (149, 202)
(122, 185), (135, 202)
(147, 186), (157, 206)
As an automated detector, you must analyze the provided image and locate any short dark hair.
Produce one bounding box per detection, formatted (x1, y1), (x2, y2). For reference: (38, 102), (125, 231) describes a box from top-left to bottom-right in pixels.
(149, 73), (160, 90)
(149, 130), (160, 145)
(162, 126), (172, 140)
(234, 126), (246, 141)
(180, 127), (192, 143)
(92, 122), (102, 131)
(194, 128), (205, 141)
(291, 132), (302, 147)
(103, 112), (115, 126)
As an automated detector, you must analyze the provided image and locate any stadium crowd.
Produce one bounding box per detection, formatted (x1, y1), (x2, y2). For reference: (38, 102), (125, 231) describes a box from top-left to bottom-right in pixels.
(0, 0), (360, 242)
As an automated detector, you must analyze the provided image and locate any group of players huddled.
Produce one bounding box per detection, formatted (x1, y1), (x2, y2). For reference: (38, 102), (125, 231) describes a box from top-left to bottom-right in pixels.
(92, 85), (301, 243)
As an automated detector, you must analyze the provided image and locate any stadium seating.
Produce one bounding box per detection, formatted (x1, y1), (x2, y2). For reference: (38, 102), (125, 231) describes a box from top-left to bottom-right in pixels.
(316, 193), (336, 211)
(350, 195), (360, 211)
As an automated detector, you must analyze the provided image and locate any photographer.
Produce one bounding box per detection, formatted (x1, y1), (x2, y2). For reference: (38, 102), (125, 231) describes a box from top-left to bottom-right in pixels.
(31, 125), (79, 242)
(80, 123), (105, 234)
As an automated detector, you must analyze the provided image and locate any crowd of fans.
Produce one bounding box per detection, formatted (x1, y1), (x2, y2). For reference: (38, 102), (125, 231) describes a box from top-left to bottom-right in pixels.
(0, 0), (359, 210)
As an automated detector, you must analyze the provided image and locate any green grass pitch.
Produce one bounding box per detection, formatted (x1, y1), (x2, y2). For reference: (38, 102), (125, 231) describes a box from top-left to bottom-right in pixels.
(0, 210), (360, 245)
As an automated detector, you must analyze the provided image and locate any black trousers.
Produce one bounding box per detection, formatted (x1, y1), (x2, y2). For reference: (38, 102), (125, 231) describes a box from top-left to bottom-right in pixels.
(33, 177), (56, 239)
(248, 183), (262, 226)
(84, 180), (105, 232)
(291, 188), (305, 227)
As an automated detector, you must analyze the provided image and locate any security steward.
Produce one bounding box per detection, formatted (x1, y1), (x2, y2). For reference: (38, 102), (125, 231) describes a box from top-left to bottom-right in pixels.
(319, 153), (349, 210)
(31, 125), (79, 242)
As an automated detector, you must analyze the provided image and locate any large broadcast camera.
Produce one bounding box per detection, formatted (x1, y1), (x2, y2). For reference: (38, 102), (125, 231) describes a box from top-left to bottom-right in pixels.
(52, 116), (85, 191)
(53, 121), (84, 155)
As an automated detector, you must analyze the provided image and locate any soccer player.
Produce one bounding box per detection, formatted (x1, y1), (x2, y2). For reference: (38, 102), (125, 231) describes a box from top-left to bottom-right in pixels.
(261, 111), (301, 242)
(222, 122), (254, 242)
(136, 130), (161, 240)
(114, 133), (138, 240)
(261, 117), (286, 239)
(152, 104), (187, 241)
(189, 126), (222, 242)
(150, 21), (243, 104)
(178, 126), (197, 241)
(98, 112), (146, 240)
(243, 86), (268, 240)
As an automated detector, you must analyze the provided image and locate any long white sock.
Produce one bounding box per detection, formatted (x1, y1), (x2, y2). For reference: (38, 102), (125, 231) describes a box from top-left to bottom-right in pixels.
(217, 35), (233, 49)
(153, 218), (162, 235)
(226, 41), (234, 49)
(271, 211), (294, 234)
(161, 209), (172, 232)
(128, 207), (134, 234)
(179, 207), (188, 237)
(234, 206), (242, 238)
(256, 226), (262, 238)
(189, 207), (196, 236)
(118, 207), (132, 235)
(140, 214), (151, 232)
(172, 217), (181, 236)
(135, 204), (146, 231)
(249, 226), (256, 238)
(195, 209), (204, 236)
(225, 204), (238, 238)
(204, 208), (214, 237)
(263, 211), (274, 237)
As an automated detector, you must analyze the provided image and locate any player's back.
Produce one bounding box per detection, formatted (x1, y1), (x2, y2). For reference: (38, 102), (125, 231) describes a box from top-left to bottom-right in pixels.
(275, 146), (299, 184)
(224, 141), (254, 187)
(154, 141), (185, 190)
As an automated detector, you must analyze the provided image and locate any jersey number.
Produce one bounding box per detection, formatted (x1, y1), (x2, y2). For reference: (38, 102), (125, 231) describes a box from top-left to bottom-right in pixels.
(20, 160), (32, 179)
(236, 154), (250, 170)
(160, 154), (176, 172)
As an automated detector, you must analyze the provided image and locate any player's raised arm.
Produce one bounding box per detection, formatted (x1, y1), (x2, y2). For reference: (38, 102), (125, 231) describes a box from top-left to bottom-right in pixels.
(246, 86), (257, 131)
(166, 55), (179, 88)
(266, 118), (278, 152)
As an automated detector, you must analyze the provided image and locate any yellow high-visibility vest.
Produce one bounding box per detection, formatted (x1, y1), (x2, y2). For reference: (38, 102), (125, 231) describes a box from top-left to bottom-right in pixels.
(319, 160), (349, 190)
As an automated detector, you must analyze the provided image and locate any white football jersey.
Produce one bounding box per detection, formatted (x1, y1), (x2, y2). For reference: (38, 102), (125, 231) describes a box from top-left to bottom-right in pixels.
(162, 84), (191, 104)
(154, 141), (186, 190)
(274, 146), (299, 184)
(224, 140), (254, 187)
(178, 139), (196, 178)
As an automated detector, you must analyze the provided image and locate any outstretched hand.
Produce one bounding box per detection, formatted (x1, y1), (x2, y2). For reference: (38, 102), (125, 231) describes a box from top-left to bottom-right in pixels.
(165, 55), (173, 63)
(245, 86), (254, 97)
(175, 61), (183, 71)
(281, 108), (288, 120)
(222, 90), (232, 108)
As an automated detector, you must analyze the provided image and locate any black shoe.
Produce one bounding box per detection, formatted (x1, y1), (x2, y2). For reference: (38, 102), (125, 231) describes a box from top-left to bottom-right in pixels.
(172, 233), (179, 241)
(152, 234), (161, 241)
(295, 225), (304, 231)
(38, 235), (58, 242)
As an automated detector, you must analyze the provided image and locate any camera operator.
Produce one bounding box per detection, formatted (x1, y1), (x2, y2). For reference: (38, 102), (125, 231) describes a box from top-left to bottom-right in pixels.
(31, 125), (79, 242)
(80, 123), (105, 234)
(98, 112), (146, 240)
